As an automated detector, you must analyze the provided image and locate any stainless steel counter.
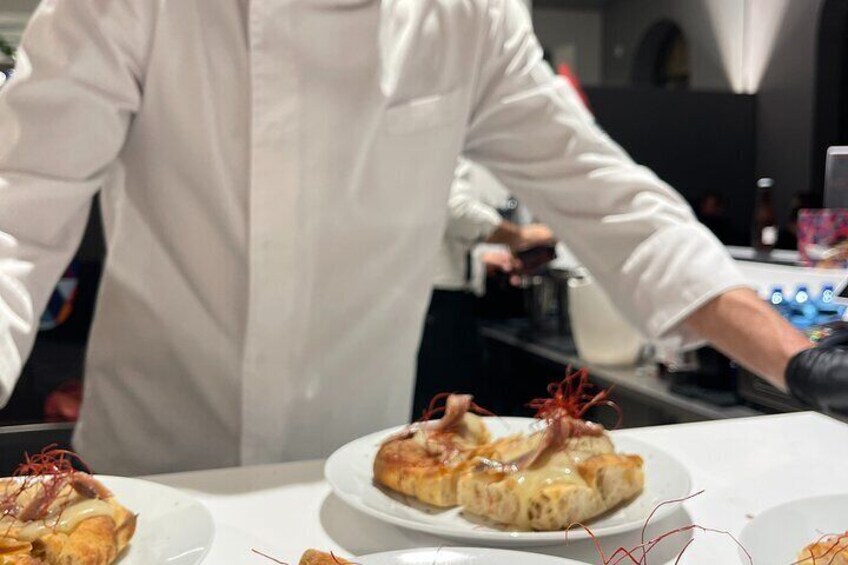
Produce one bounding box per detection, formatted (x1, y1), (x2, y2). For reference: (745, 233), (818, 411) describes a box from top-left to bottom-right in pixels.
(480, 320), (765, 423)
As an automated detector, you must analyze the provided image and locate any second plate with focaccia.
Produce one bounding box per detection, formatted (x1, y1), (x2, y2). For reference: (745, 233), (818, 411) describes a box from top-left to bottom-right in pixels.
(739, 494), (848, 565)
(0, 470), (135, 565)
(296, 548), (587, 564)
(0, 468), (212, 565)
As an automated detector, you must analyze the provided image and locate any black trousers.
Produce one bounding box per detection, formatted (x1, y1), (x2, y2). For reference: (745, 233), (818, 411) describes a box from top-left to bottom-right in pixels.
(412, 289), (484, 419)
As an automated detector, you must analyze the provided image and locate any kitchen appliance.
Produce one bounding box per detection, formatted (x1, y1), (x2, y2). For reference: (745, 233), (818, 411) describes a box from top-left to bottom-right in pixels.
(660, 348), (742, 407)
(519, 267), (571, 335)
(734, 259), (847, 412)
(514, 243), (564, 333)
(824, 146), (848, 209)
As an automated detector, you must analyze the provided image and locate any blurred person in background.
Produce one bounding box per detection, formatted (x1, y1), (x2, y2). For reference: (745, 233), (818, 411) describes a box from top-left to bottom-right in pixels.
(413, 159), (552, 417)
(696, 191), (736, 245)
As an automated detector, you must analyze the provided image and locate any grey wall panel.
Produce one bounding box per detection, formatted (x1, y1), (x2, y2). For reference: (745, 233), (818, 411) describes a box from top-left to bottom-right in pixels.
(533, 8), (603, 84)
(585, 86), (757, 245)
(602, 0), (744, 92)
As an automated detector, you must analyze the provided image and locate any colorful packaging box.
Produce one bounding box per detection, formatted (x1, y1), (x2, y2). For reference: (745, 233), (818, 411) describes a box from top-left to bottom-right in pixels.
(798, 208), (848, 268)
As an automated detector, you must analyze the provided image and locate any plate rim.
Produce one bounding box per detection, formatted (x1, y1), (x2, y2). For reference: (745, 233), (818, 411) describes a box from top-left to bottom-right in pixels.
(325, 416), (692, 545)
(738, 492), (848, 562)
(98, 475), (215, 565)
(357, 546), (589, 564)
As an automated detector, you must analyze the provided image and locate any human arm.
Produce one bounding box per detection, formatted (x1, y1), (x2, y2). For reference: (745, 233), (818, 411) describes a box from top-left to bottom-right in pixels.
(445, 160), (553, 250)
(463, 0), (748, 348)
(686, 288), (848, 415)
(684, 288), (812, 390)
(462, 1), (847, 412)
(0, 0), (150, 403)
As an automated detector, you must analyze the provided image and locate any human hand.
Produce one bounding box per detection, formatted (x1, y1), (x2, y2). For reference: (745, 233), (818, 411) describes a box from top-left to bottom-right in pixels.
(44, 379), (83, 423)
(481, 250), (522, 286)
(786, 346), (848, 416)
(516, 224), (555, 251)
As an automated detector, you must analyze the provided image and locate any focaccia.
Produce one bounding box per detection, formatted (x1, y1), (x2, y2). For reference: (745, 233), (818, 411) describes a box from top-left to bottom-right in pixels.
(457, 423), (643, 530)
(797, 533), (848, 565)
(0, 450), (136, 565)
(373, 371), (645, 531)
(373, 394), (491, 507)
(299, 550), (353, 564)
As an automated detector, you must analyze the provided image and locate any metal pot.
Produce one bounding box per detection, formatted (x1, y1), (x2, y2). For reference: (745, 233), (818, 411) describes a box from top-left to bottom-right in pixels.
(520, 274), (557, 332)
(519, 268), (573, 335)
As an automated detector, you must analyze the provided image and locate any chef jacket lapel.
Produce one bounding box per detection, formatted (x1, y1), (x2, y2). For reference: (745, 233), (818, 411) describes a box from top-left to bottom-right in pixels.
(242, 0), (305, 465)
(242, 0), (386, 465)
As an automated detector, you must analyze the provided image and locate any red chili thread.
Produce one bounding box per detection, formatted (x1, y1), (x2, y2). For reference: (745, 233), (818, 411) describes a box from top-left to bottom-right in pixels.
(528, 367), (622, 429)
(791, 532), (848, 565)
(251, 548), (288, 564)
(568, 490), (753, 565)
(419, 392), (496, 422)
(1, 444), (96, 529)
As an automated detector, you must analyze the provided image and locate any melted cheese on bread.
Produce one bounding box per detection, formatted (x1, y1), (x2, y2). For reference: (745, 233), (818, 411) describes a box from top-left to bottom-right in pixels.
(458, 429), (643, 530)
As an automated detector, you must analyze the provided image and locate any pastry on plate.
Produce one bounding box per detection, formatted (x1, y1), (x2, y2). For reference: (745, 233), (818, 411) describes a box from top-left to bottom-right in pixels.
(0, 447), (137, 565)
(373, 393), (492, 507)
(797, 533), (848, 565)
(457, 371), (644, 531)
(299, 550), (353, 564)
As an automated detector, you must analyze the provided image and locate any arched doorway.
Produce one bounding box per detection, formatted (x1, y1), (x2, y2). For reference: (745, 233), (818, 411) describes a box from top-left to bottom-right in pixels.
(812, 0), (848, 203)
(631, 20), (691, 89)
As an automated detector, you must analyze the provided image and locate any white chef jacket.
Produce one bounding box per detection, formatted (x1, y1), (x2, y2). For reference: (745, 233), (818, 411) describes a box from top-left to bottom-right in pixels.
(433, 159), (508, 294)
(0, 0), (747, 475)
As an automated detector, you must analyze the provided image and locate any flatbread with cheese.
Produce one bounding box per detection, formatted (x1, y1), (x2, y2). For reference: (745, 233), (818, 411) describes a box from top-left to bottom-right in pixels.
(299, 549), (353, 564)
(0, 449), (136, 565)
(797, 534), (848, 565)
(458, 419), (643, 530)
(373, 371), (645, 532)
(457, 370), (644, 531)
(373, 394), (491, 507)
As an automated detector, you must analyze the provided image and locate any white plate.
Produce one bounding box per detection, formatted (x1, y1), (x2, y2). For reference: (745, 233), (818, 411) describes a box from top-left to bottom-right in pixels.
(358, 548), (588, 564)
(739, 494), (848, 564)
(100, 476), (214, 564)
(325, 417), (691, 547)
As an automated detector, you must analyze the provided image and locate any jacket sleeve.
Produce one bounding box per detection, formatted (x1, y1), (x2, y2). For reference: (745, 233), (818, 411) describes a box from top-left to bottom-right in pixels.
(0, 0), (151, 404)
(444, 159), (504, 243)
(463, 0), (749, 345)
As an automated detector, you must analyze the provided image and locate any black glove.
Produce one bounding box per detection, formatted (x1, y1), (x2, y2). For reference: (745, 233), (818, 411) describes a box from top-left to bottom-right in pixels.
(786, 346), (848, 416)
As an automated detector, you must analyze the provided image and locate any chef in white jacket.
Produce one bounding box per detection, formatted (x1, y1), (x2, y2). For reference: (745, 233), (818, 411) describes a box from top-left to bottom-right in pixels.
(0, 0), (814, 475)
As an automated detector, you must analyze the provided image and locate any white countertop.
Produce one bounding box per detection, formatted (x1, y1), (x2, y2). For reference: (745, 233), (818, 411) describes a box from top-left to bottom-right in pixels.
(151, 412), (848, 565)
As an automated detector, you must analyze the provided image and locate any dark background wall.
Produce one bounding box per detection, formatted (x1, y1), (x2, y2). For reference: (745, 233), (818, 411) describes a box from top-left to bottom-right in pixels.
(534, 0), (832, 222)
(750, 0), (825, 221)
(586, 86), (756, 245)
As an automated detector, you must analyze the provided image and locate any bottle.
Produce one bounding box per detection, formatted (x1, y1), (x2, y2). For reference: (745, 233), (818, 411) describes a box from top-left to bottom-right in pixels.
(789, 284), (819, 327)
(767, 286), (790, 319)
(752, 178), (778, 251)
(817, 284), (838, 312)
(815, 284), (845, 322)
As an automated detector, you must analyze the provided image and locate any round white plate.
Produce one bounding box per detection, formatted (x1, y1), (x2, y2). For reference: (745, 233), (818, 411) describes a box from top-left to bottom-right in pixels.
(100, 476), (214, 565)
(325, 417), (691, 547)
(739, 494), (848, 564)
(358, 548), (588, 564)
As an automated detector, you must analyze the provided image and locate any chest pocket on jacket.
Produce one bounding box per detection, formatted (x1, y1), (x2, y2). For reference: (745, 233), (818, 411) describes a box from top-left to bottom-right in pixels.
(384, 90), (466, 135)
(374, 89), (468, 228)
